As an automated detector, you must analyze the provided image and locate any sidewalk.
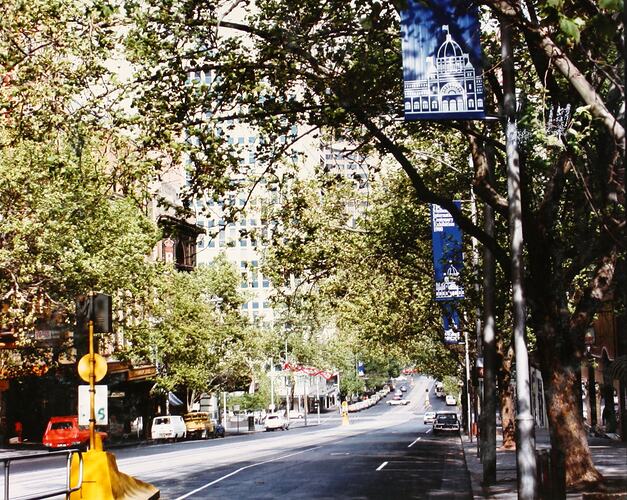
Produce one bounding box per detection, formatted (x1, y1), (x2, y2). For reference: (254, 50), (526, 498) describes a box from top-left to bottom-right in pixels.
(462, 429), (627, 499)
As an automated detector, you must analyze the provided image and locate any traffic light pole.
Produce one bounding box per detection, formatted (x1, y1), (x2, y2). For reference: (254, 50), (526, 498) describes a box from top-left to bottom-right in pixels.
(89, 318), (96, 450)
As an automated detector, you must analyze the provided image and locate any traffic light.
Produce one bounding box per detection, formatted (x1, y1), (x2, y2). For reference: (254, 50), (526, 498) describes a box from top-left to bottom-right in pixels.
(92, 293), (112, 333)
(75, 295), (90, 357)
(74, 293), (112, 357)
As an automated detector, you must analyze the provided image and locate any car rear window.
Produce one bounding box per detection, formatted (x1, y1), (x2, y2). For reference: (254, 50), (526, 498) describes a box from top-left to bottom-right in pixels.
(437, 414), (458, 423)
(154, 418), (170, 425)
(51, 422), (73, 430)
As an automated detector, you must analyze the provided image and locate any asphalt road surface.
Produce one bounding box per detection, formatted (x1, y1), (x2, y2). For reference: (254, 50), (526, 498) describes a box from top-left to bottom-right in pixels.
(5, 375), (471, 499)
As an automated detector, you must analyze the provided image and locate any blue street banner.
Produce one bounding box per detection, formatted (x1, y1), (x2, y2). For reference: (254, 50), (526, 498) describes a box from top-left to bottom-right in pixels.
(442, 303), (462, 344)
(400, 0), (485, 120)
(431, 202), (464, 301)
(357, 361), (365, 377)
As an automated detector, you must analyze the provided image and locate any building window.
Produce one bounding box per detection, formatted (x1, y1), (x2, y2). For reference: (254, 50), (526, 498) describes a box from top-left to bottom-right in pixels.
(240, 238), (248, 247)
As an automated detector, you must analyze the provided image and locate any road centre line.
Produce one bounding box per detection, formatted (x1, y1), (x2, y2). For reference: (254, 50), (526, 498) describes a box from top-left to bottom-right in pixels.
(174, 446), (321, 500)
(407, 437), (421, 448)
(376, 461), (388, 471)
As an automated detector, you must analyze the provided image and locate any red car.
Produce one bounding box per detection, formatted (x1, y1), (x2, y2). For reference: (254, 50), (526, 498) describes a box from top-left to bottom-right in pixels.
(42, 416), (107, 450)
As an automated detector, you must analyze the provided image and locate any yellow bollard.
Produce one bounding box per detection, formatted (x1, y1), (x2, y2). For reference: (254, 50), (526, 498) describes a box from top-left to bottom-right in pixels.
(70, 446), (159, 500)
(342, 412), (350, 426)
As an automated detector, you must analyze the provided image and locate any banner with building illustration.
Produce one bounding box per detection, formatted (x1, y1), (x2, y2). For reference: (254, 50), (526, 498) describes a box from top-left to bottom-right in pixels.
(431, 202), (464, 301)
(431, 202), (464, 344)
(400, 0), (485, 120)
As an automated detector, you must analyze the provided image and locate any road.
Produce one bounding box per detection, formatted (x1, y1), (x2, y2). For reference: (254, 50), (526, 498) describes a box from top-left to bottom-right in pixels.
(5, 376), (471, 499)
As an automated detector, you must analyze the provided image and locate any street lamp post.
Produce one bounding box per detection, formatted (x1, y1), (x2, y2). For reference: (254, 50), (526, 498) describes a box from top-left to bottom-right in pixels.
(270, 358), (275, 411)
(502, 19), (537, 499)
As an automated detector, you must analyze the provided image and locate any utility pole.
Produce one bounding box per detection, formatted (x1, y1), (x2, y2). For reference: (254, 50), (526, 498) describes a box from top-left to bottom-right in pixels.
(223, 391), (227, 428)
(303, 375), (308, 427)
(270, 358), (275, 410)
(316, 376), (321, 425)
(501, 18), (537, 499)
(469, 186), (481, 444)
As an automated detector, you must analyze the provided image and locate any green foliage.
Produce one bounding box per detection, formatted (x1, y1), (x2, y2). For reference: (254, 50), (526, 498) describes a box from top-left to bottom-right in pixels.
(122, 257), (251, 400)
(441, 375), (459, 398)
(0, 132), (160, 375)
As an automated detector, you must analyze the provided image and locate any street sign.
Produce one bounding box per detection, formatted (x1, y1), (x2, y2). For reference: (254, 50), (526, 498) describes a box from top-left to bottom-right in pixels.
(77, 353), (107, 382)
(78, 385), (108, 425)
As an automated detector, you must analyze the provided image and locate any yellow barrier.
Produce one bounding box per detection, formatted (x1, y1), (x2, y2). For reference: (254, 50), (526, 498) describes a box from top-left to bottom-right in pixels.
(70, 437), (159, 499)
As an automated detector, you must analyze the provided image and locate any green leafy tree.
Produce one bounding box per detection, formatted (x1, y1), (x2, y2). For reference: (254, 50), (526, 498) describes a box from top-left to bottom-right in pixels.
(121, 255), (251, 411)
(0, 133), (161, 376)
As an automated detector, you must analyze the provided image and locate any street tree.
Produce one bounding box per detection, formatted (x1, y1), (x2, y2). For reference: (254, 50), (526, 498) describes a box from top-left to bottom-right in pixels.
(0, 132), (161, 376)
(120, 254), (251, 411)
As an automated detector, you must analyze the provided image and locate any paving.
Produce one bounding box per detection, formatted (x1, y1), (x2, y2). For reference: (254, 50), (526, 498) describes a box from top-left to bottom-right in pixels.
(462, 428), (627, 499)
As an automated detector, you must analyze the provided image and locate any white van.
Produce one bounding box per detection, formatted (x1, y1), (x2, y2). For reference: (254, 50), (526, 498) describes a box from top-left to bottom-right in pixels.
(151, 415), (187, 441)
(435, 383), (445, 398)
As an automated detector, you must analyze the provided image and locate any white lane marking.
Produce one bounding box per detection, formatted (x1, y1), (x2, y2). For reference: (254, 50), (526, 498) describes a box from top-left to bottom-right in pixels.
(174, 446), (321, 500)
(376, 461), (388, 471)
(407, 437), (421, 448)
(425, 428), (432, 434)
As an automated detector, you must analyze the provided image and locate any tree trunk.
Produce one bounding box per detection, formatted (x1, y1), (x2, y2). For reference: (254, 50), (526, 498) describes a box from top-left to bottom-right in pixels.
(537, 319), (604, 487)
(497, 340), (516, 449)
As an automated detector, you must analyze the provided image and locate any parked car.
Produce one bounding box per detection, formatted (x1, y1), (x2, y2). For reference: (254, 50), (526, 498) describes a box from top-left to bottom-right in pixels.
(264, 414), (288, 431)
(432, 412), (460, 434)
(400, 385), (407, 392)
(387, 397), (410, 406)
(423, 411), (437, 424)
(151, 415), (187, 441)
(214, 422), (225, 438)
(445, 394), (457, 406)
(183, 412), (215, 439)
(42, 416), (107, 450)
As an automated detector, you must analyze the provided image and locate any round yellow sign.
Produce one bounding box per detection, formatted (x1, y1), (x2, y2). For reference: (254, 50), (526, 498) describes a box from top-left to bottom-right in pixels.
(77, 353), (108, 382)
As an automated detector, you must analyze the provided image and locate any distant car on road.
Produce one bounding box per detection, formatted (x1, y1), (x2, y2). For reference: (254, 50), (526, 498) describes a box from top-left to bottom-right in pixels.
(400, 385), (407, 392)
(43, 416), (107, 450)
(445, 394), (457, 406)
(387, 397), (410, 406)
(432, 412), (460, 434)
(265, 414), (289, 431)
(435, 383), (445, 398)
(423, 411), (436, 424)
